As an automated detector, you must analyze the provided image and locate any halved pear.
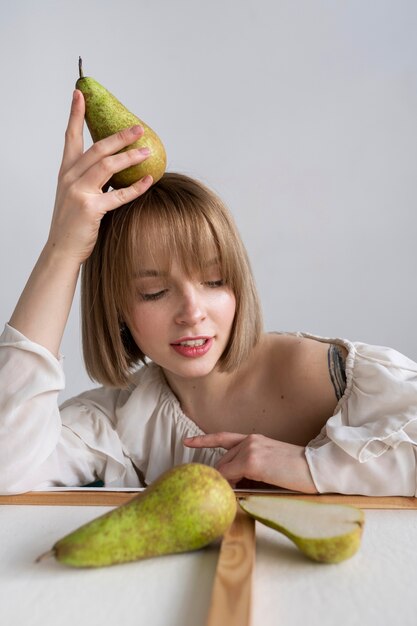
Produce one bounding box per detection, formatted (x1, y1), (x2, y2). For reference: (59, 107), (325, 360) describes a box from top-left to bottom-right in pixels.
(239, 497), (364, 564)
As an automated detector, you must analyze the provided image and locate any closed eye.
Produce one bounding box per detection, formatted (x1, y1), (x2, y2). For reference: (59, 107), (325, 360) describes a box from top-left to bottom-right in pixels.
(140, 290), (167, 301)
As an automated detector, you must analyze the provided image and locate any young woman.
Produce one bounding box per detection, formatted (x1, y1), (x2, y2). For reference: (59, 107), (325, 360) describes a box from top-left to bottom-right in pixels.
(1, 90), (417, 496)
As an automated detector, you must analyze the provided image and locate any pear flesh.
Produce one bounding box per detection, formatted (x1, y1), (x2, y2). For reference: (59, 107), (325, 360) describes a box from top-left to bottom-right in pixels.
(239, 496), (364, 563)
(44, 464), (236, 568)
(75, 58), (167, 188)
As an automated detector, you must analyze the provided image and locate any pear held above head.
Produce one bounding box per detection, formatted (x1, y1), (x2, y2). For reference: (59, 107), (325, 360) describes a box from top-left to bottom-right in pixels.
(37, 463), (236, 568)
(239, 496), (365, 564)
(75, 57), (167, 188)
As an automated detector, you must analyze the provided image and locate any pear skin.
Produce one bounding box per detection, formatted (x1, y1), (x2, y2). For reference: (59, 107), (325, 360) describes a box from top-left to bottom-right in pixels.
(239, 496), (364, 564)
(40, 464), (236, 568)
(75, 57), (167, 188)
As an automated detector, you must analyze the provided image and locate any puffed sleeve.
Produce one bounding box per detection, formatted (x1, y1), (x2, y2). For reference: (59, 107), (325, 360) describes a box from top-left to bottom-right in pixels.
(305, 339), (417, 495)
(0, 324), (135, 494)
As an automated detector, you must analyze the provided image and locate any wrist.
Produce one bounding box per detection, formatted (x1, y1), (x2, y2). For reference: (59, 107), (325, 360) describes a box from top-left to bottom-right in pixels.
(274, 444), (318, 494)
(34, 243), (82, 297)
(41, 239), (83, 273)
(295, 446), (318, 494)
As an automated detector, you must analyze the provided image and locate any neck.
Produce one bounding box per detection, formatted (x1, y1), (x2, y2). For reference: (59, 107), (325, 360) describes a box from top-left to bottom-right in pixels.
(162, 366), (236, 421)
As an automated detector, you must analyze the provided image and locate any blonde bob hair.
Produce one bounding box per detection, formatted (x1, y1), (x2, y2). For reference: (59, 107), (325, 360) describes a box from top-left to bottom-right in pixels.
(81, 172), (263, 387)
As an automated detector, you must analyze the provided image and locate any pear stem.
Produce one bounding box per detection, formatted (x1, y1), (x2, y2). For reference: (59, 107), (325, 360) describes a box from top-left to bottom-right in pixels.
(78, 56), (84, 79)
(35, 549), (55, 563)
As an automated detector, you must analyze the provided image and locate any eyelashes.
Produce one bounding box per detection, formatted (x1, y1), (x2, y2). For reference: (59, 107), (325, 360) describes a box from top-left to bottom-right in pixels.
(140, 290), (167, 302)
(138, 280), (225, 302)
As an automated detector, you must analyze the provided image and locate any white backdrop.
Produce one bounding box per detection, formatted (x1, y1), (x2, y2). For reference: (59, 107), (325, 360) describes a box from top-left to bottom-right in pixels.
(1, 0), (416, 401)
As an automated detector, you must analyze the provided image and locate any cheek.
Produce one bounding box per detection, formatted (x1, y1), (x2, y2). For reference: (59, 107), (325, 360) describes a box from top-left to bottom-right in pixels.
(129, 307), (160, 339)
(216, 291), (236, 324)
(228, 295), (237, 320)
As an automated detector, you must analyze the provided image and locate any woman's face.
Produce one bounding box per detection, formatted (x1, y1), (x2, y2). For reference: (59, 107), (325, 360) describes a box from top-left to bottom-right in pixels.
(126, 255), (236, 381)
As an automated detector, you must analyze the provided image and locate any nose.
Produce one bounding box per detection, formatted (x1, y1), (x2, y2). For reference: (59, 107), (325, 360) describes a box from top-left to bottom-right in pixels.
(174, 285), (207, 326)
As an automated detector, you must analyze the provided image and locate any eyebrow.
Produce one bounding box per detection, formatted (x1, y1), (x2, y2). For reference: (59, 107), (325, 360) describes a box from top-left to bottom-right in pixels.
(134, 257), (219, 279)
(135, 269), (167, 278)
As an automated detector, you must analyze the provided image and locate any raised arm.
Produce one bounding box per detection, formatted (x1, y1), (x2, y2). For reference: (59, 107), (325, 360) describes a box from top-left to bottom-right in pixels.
(9, 89), (153, 357)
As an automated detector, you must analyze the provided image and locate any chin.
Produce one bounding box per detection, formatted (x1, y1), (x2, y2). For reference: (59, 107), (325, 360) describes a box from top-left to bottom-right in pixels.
(164, 357), (220, 380)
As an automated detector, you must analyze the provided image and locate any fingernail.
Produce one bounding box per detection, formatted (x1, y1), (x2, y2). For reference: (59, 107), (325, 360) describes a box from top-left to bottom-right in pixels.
(139, 147), (151, 155)
(72, 90), (79, 102)
(131, 125), (143, 134)
(141, 175), (153, 184)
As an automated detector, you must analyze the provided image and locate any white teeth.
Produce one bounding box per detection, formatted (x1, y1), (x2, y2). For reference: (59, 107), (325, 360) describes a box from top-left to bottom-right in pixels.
(179, 339), (206, 347)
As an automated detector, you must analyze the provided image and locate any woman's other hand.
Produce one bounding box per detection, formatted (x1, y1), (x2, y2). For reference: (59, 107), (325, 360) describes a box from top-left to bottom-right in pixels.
(184, 432), (318, 493)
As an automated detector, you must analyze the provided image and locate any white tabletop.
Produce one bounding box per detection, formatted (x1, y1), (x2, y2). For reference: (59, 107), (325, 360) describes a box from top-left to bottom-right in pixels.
(1, 504), (417, 626)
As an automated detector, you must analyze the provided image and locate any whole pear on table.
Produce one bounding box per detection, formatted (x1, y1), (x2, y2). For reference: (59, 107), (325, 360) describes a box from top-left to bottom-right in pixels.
(75, 57), (167, 188)
(239, 496), (365, 563)
(37, 463), (236, 568)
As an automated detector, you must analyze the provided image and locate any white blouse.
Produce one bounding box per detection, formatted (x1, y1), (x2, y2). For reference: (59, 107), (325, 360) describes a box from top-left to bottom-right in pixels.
(1, 323), (417, 496)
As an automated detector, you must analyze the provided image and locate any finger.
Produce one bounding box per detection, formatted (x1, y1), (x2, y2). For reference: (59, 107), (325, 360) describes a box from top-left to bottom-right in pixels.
(60, 90), (85, 172)
(215, 458), (245, 484)
(70, 125), (145, 181)
(215, 445), (241, 471)
(81, 146), (151, 191)
(98, 174), (154, 213)
(183, 432), (247, 450)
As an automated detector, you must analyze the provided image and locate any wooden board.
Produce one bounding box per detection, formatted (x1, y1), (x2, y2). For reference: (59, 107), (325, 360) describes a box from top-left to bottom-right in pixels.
(2, 490), (416, 626)
(206, 509), (255, 626)
(1, 491), (417, 508)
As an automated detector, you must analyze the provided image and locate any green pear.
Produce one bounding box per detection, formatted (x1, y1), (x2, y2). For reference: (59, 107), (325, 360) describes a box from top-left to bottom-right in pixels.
(75, 57), (167, 188)
(37, 463), (236, 568)
(239, 496), (364, 563)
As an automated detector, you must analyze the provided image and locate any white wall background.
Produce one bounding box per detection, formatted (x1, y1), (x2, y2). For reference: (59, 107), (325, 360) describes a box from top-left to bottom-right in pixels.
(1, 0), (416, 401)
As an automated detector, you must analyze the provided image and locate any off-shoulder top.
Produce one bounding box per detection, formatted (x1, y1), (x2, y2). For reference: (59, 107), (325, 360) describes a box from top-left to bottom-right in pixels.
(1, 324), (416, 496)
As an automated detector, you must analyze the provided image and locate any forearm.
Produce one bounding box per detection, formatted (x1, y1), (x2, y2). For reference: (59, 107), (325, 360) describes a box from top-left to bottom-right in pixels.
(9, 243), (81, 357)
(0, 322), (65, 491)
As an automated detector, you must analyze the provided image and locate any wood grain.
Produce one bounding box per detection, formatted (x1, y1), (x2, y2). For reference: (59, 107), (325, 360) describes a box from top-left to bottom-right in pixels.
(254, 493), (417, 510)
(0, 491), (137, 506)
(206, 509), (255, 626)
(1, 491), (417, 508)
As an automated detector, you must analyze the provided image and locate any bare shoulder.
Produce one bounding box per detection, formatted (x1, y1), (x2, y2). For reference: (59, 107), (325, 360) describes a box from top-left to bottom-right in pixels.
(262, 333), (348, 413)
(239, 333), (348, 443)
(264, 332), (347, 370)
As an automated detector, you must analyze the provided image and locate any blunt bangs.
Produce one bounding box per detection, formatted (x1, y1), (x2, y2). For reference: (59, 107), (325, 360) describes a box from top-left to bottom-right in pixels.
(123, 196), (225, 290)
